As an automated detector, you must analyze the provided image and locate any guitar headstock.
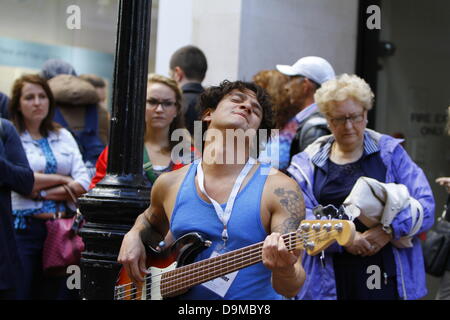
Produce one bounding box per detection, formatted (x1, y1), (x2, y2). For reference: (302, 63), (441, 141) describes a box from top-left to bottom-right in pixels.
(297, 220), (355, 256)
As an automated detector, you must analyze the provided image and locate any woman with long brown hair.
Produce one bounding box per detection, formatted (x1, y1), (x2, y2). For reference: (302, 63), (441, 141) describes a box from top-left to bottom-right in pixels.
(9, 74), (90, 299)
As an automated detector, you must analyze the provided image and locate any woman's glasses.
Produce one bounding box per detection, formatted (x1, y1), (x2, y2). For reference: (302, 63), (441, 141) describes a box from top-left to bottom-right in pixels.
(328, 113), (364, 126)
(146, 98), (176, 109)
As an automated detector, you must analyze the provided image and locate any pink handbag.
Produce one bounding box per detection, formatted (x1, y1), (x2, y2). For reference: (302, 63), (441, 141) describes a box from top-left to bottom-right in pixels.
(42, 215), (85, 272)
(42, 185), (85, 274)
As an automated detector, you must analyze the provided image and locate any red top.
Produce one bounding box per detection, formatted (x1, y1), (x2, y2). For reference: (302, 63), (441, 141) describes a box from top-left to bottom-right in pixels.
(89, 146), (192, 189)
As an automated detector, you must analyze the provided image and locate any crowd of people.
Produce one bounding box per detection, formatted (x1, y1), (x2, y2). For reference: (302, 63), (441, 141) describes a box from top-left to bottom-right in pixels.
(0, 44), (448, 301)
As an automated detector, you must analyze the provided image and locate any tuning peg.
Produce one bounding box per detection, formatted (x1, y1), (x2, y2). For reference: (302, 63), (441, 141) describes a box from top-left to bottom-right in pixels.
(300, 223), (311, 232)
(305, 241), (315, 250)
(334, 223), (343, 232)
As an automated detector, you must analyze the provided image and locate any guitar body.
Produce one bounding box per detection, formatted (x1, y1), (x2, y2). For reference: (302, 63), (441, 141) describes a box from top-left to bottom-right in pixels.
(114, 232), (209, 300)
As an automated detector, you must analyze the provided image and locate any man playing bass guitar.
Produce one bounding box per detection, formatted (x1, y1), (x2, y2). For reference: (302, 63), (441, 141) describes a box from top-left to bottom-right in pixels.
(118, 80), (306, 299)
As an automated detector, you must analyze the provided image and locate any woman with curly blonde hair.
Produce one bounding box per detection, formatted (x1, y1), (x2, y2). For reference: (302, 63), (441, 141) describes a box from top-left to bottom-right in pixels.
(288, 74), (435, 300)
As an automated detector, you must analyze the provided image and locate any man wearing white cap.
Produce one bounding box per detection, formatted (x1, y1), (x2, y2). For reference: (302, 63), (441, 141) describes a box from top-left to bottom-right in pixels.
(273, 56), (335, 171)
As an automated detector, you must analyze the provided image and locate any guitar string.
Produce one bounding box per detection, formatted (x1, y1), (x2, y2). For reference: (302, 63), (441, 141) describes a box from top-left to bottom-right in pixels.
(115, 230), (313, 300)
(114, 226), (333, 291)
(156, 229), (339, 299)
(117, 229), (339, 300)
(116, 235), (302, 300)
(115, 228), (338, 300)
(114, 227), (327, 297)
(119, 230), (339, 300)
(115, 228), (340, 300)
(115, 228), (339, 300)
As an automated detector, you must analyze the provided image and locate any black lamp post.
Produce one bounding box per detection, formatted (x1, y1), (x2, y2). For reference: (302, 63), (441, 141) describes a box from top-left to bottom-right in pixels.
(79, 0), (153, 300)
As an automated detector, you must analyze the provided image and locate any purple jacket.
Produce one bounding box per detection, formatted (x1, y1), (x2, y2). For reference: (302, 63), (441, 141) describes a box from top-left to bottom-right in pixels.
(287, 129), (435, 300)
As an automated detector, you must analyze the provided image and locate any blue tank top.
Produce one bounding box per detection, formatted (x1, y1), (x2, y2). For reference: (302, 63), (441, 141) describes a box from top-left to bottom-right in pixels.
(170, 161), (282, 300)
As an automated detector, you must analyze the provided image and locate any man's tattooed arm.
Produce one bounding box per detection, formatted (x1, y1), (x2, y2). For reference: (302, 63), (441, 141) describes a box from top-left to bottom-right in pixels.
(272, 184), (305, 234)
(262, 176), (307, 297)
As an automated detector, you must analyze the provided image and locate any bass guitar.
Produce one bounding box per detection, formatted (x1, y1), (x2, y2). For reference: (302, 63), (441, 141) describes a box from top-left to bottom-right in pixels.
(114, 219), (355, 300)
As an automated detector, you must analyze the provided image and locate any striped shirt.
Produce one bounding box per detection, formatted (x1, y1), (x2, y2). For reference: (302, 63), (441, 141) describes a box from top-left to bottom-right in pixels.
(311, 131), (380, 168)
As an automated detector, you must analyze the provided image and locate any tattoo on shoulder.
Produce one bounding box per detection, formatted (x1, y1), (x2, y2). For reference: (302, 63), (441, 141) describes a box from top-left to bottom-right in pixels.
(273, 186), (305, 234)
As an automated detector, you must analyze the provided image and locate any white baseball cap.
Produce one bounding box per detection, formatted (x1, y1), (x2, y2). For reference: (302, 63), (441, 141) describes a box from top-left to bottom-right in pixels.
(276, 56), (335, 85)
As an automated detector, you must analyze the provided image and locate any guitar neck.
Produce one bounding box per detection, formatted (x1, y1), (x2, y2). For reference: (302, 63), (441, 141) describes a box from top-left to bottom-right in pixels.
(160, 232), (299, 297)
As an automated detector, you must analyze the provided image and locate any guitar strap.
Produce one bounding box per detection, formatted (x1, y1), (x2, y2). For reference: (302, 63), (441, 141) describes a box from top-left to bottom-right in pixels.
(196, 157), (256, 247)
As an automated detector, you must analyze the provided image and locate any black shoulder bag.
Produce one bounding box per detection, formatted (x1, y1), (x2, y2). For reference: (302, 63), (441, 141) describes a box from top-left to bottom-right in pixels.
(423, 202), (450, 277)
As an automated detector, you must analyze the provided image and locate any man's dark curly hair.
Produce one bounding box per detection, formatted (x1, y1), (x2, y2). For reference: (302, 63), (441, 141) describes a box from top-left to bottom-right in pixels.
(195, 80), (274, 156)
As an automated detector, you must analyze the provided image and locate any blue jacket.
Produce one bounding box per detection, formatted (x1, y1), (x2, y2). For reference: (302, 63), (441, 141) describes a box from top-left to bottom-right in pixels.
(0, 92), (9, 119)
(287, 129), (435, 300)
(0, 119), (34, 291)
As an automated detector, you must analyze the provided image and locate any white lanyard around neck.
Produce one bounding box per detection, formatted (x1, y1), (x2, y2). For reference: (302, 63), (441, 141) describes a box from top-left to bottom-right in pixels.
(197, 157), (257, 246)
